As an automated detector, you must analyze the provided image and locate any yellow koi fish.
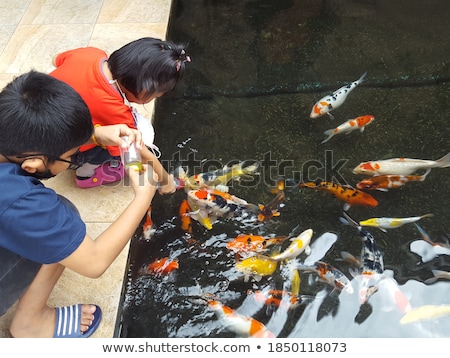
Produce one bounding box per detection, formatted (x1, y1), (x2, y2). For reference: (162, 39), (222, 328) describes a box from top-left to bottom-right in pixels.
(177, 161), (259, 192)
(359, 213), (433, 232)
(235, 255), (278, 282)
(270, 228), (313, 261)
(400, 304), (450, 324)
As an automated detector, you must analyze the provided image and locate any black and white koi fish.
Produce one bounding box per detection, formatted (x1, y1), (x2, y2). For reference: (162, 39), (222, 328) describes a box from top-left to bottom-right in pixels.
(310, 72), (367, 119)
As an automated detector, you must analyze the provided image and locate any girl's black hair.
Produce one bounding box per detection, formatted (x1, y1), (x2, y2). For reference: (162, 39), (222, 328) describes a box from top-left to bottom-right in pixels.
(0, 71), (93, 157)
(108, 37), (190, 101)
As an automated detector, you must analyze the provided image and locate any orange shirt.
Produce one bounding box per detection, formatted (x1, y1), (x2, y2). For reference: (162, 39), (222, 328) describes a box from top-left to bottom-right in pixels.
(50, 47), (135, 156)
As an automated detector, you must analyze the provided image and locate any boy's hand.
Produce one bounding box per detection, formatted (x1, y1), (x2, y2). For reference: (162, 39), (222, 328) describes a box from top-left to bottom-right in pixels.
(127, 164), (158, 198)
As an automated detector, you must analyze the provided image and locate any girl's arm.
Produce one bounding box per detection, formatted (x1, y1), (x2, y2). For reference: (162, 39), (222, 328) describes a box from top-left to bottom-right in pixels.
(140, 146), (176, 194)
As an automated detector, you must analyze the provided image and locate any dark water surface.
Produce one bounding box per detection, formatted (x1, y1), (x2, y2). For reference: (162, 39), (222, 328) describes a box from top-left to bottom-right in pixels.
(117, 0), (450, 338)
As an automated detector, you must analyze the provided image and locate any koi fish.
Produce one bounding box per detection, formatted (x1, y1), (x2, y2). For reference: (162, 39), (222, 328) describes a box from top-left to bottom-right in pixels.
(270, 228), (313, 261)
(179, 199), (193, 233)
(359, 213), (433, 232)
(356, 169), (431, 191)
(340, 212), (384, 303)
(310, 72), (367, 119)
(258, 178), (285, 222)
(352, 152), (450, 176)
(249, 289), (311, 310)
(142, 206), (155, 240)
(424, 269), (450, 284)
(410, 224), (450, 263)
(177, 161), (259, 192)
(321, 115), (375, 143)
(235, 255), (278, 282)
(400, 304), (450, 324)
(298, 181), (378, 208)
(294, 261), (354, 294)
(186, 188), (258, 230)
(226, 234), (289, 254)
(207, 300), (275, 338)
(147, 257), (179, 275)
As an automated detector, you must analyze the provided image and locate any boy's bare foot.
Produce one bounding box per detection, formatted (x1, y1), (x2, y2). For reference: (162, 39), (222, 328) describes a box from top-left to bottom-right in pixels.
(10, 304), (97, 338)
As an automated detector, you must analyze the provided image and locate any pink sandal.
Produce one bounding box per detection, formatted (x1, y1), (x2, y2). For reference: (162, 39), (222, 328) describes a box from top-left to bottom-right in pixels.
(75, 161), (125, 188)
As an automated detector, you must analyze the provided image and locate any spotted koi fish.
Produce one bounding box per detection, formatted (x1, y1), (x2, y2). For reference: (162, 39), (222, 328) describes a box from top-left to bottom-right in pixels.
(310, 72), (367, 119)
(298, 180), (378, 208)
(295, 261), (353, 294)
(356, 169), (431, 191)
(226, 233), (289, 254)
(321, 115), (375, 143)
(142, 206), (155, 240)
(340, 212), (384, 304)
(352, 152), (450, 176)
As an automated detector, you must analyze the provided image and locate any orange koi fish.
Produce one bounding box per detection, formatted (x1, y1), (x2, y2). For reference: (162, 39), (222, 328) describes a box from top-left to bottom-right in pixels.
(179, 199), (193, 233)
(142, 206), (155, 240)
(147, 257), (179, 275)
(207, 300), (275, 338)
(298, 181), (378, 208)
(226, 234), (288, 254)
(321, 115), (375, 143)
(258, 178), (285, 222)
(310, 72), (367, 119)
(356, 169), (431, 191)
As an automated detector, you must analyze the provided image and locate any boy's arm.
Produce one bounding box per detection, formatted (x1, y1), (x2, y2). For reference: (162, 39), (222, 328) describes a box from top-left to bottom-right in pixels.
(140, 146), (176, 194)
(60, 166), (157, 278)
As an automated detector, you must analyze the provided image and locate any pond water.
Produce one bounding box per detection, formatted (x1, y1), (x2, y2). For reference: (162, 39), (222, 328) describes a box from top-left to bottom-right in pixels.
(116, 0), (450, 338)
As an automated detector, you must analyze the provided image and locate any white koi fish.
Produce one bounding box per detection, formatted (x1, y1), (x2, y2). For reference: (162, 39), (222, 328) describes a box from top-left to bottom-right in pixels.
(424, 269), (450, 284)
(321, 115), (375, 143)
(359, 213), (433, 232)
(409, 224), (450, 262)
(270, 228), (313, 261)
(352, 152), (450, 176)
(310, 72), (367, 119)
(207, 300), (275, 338)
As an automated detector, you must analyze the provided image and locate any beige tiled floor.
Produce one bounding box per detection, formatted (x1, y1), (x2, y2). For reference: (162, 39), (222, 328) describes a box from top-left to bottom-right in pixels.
(0, 0), (172, 338)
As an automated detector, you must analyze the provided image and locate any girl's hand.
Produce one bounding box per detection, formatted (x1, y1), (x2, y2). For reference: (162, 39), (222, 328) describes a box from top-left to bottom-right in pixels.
(93, 124), (144, 149)
(158, 173), (177, 194)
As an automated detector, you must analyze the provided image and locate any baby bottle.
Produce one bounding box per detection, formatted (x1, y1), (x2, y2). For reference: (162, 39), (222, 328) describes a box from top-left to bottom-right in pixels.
(120, 136), (142, 171)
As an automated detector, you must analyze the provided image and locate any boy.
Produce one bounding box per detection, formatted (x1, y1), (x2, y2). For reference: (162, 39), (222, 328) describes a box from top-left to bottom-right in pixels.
(0, 71), (157, 338)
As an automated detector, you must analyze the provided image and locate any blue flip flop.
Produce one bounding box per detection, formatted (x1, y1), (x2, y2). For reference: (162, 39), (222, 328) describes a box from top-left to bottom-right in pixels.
(53, 304), (102, 338)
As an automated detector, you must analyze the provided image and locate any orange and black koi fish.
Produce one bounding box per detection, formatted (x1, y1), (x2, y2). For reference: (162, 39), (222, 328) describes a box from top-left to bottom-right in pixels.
(258, 178), (285, 222)
(356, 169), (431, 191)
(147, 257), (179, 275)
(298, 180), (378, 207)
(226, 234), (288, 254)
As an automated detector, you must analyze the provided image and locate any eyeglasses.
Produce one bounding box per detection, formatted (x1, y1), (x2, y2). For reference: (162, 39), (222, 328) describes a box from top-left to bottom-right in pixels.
(16, 151), (84, 170)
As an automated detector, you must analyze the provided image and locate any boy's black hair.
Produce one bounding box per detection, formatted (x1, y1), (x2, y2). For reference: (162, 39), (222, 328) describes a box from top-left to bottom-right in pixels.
(108, 37), (189, 101)
(0, 71), (93, 157)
